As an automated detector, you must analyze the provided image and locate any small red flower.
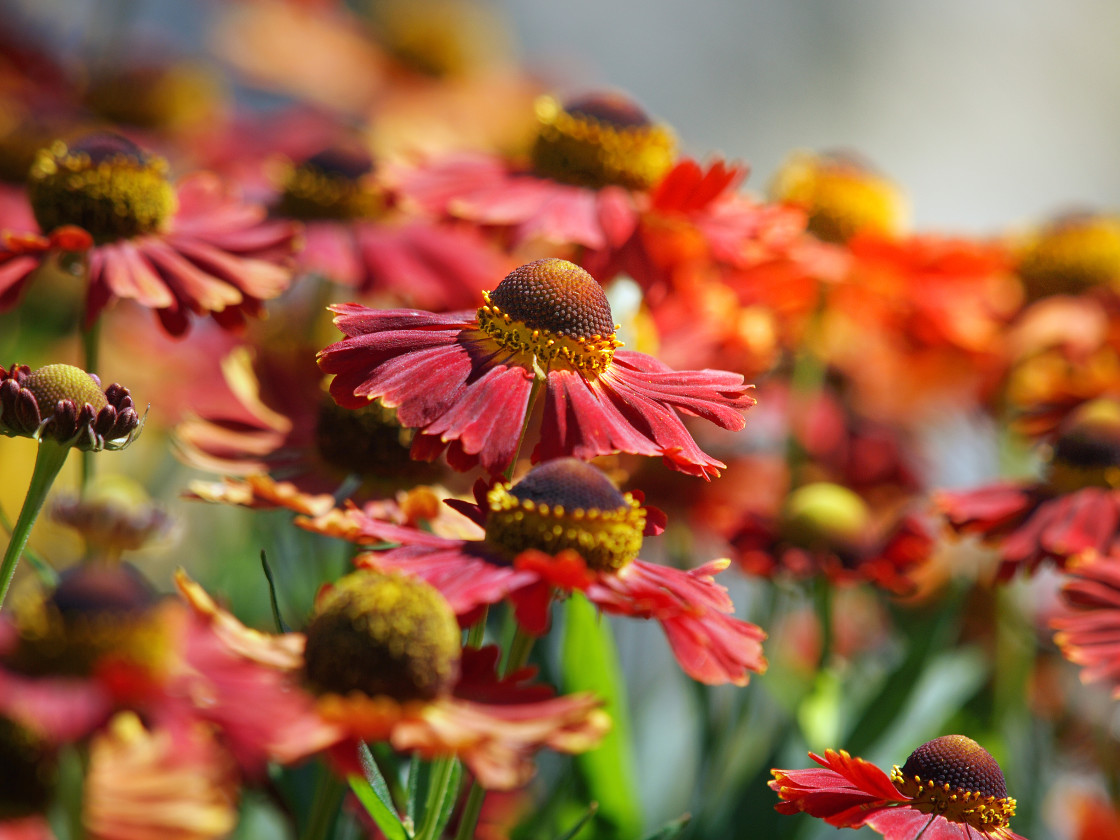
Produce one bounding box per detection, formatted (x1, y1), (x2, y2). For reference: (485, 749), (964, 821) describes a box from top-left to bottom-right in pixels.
(300, 458), (767, 685)
(1052, 550), (1120, 696)
(939, 398), (1120, 580)
(395, 91), (676, 251)
(0, 132), (298, 336)
(771, 736), (1027, 840)
(318, 257), (754, 478)
(272, 145), (514, 310)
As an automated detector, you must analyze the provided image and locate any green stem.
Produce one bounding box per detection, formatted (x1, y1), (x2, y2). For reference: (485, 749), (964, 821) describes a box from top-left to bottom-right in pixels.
(301, 767), (345, 840)
(80, 315), (101, 496)
(414, 755), (458, 840)
(0, 439), (70, 609)
(465, 605), (488, 649)
(502, 619), (540, 677)
(452, 782), (486, 840)
(505, 376), (544, 482)
(813, 575), (834, 671)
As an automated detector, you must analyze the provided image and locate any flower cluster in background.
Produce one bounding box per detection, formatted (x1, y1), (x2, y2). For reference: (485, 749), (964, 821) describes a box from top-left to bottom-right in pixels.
(1, 2), (1120, 839)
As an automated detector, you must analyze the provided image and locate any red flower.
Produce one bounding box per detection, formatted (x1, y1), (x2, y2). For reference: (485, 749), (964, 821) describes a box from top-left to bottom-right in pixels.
(300, 458), (767, 685)
(182, 569), (609, 790)
(176, 341), (442, 511)
(1052, 550), (1120, 696)
(318, 258), (754, 478)
(395, 92), (677, 251)
(771, 736), (1027, 840)
(939, 398), (1120, 580)
(0, 132), (298, 336)
(272, 145), (514, 310)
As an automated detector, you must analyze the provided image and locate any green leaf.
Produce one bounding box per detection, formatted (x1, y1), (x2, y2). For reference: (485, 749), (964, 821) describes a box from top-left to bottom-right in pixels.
(640, 814), (691, 840)
(260, 550), (289, 633)
(561, 594), (642, 840)
(406, 754), (431, 828)
(358, 743), (406, 829)
(348, 774), (410, 840)
(555, 802), (598, 840)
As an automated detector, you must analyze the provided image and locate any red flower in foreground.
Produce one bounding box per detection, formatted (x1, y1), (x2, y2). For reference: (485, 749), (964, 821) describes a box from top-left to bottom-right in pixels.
(301, 458), (767, 685)
(180, 569), (608, 790)
(771, 735), (1027, 840)
(939, 398), (1120, 580)
(318, 257), (754, 478)
(0, 132), (297, 335)
(1052, 550), (1120, 696)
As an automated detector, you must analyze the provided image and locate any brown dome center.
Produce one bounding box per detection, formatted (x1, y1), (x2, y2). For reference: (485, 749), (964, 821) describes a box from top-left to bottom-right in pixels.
(900, 735), (1007, 800)
(487, 259), (614, 339)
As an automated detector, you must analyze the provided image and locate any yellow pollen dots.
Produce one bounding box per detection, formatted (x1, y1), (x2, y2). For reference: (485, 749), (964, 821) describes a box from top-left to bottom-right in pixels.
(275, 147), (384, 221)
(1015, 212), (1120, 299)
(769, 150), (908, 244)
(302, 570), (461, 703)
(476, 290), (621, 375)
(530, 93), (676, 191)
(890, 766), (1016, 832)
(27, 133), (176, 244)
(483, 479), (646, 574)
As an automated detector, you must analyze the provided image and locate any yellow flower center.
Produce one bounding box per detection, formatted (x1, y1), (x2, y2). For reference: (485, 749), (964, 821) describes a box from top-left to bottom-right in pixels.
(1047, 398), (1120, 492)
(484, 458), (645, 573)
(891, 735), (1016, 832)
(769, 150), (907, 243)
(275, 147), (385, 221)
(1016, 212), (1120, 299)
(24, 363), (108, 415)
(475, 258), (621, 376)
(315, 396), (438, 484)
(5, 563), (171, 679)
(779, 482), (870, 554)
(28, 132), (176, 244)
(530, 93), (676, 191)
(303, 570), (461, 703)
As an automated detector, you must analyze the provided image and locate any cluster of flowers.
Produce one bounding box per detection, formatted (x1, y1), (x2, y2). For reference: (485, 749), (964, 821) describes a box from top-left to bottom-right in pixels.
(4, 1), (1120, 838)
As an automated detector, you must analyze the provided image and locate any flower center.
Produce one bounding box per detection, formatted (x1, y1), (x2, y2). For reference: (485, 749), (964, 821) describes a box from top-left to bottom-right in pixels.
(769, 150), (906, 244)
(315, 396), (436, 483)
(779, 482), (870, 555)
(530, 92), (676, 191)
(0, 717), (55, 820)
(476, 259), (621, 375)
(275, 146), (385, 221)
(27, 132), (176, 244)
(484, 458), (645, 573)
(23, 364), (108, 415)
(1047, 398), (1120, 492)
(303, 570), (461, 703)
(891, 735), (1016, 832)
(4, 563), (169, 679)
(1015, 212), (1120, 299)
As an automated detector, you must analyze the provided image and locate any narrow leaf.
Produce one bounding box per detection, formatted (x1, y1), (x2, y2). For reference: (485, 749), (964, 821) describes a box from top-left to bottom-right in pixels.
(555, 802), (599, 840)
(640, 814), (690, 840)
(260, 550), (289, 633)
(561, 595), (642, 840)
(349, 775), (410, 840)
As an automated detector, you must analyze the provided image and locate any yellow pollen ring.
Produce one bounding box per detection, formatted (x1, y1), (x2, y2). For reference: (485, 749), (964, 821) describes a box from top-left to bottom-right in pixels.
(28, 141), (177, 243)
(890, 767), (1016, 832)
(531, 95), (676, 191)
(275, 160), (384, 220)
(483, 482), (645, 573)
(476, 291), (621, 376)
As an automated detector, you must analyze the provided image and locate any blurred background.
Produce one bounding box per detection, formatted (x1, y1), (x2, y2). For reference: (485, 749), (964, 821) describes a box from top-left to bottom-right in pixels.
(10, 0), (1120, 231)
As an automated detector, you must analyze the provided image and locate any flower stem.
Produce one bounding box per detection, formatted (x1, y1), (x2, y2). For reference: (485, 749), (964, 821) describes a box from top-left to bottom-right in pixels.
(414, 755), (458, 840)
(505, 376), (544, 482)
(80, 315), (102, 496)
(502, 624), (538, 676)
(0, 439), (70, 609)
(300, 766), (345, 840)
(452, 783), (486, 840)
